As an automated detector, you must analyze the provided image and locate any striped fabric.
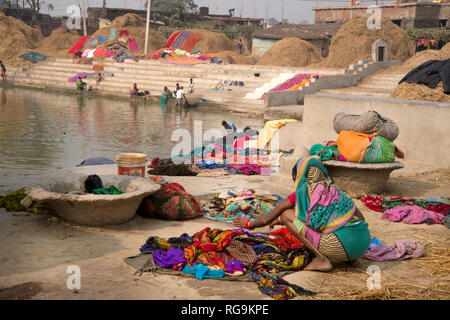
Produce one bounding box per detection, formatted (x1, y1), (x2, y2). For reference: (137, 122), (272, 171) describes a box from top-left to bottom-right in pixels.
(318, 233), (349, 261)
(306, 166), (327, 198)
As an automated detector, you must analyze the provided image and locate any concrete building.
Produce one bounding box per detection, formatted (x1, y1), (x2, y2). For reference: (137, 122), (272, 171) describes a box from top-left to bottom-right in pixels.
(87, 7), (264, 31)
(251, 23), (342, 58)
(313, 1), (450, 28)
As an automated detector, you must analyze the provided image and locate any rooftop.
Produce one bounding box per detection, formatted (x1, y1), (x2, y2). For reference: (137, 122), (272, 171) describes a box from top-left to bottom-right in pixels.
(252, 23), (342, 40)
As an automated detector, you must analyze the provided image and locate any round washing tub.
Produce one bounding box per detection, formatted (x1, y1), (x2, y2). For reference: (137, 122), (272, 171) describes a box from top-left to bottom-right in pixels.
(24, 173), (160, 226)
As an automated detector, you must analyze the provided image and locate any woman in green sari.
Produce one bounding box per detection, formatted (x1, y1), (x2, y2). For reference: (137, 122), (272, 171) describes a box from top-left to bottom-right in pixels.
(234, 156), (371, 271)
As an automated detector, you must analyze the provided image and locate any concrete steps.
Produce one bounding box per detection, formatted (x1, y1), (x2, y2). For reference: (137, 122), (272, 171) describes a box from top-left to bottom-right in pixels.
(10, 57), (343, 113)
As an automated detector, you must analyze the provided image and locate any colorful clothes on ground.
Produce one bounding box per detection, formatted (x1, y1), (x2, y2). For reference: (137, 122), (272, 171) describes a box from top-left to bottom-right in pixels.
(250, 270), (315, 300)
(292, 156), (370, 261)
(382, 205), (445, 225)
(137, 228), (312, 300)
(361, 195), (450, 216)
(203, 189), (285, 223)
(152, 248), (186, 269)
(137, 183), (203, 220)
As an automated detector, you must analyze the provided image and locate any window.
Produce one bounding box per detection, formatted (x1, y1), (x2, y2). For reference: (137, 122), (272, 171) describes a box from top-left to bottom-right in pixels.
(439, 20), (447, 28)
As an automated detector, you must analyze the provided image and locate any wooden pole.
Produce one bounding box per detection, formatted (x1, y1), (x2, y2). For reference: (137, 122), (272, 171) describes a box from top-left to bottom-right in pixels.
(144, 0), (151, 54)
(81, 0), (87, 36)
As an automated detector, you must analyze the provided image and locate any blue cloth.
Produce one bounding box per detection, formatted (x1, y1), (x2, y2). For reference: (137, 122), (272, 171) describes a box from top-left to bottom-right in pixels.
(75, 157), (115, 167)
(182, 264), (226, 280)
(97, 36), (108, 42)
(368, 237), (383, 250)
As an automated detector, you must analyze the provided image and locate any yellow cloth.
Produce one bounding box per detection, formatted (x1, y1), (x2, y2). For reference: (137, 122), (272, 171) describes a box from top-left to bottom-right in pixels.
(257, 119), (298, 149)
(336, 131), (377, 163)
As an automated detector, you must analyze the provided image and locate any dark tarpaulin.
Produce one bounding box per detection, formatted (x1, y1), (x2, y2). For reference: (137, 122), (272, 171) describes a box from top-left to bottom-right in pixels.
(398, 59), (450, 94)
(19, 52), (48, 63)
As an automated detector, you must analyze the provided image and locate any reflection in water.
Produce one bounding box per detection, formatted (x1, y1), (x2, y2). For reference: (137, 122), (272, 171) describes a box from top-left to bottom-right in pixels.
(0, 87), (264, 192)
(1, 86), (6, 106)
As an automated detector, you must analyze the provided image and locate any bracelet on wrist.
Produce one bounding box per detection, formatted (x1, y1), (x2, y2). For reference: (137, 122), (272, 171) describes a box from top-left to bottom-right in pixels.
(245, 219), (255, 230)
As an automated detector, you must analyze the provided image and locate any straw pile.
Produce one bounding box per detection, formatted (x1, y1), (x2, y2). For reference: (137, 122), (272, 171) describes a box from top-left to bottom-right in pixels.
(392, 82), (450, 102)
(0, 12), (43, 62)
(256, 37), (323, 67)
(183, 29), (236, 53)
(384, 42), (450, 75)
(94, 13), (167, 53)
(216, 51), (255, 65)
(308, 236), (449, 300)
(321, 15), (415, 68)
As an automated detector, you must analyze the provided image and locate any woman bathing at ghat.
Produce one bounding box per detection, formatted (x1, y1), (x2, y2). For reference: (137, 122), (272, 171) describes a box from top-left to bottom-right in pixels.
(234, 156), (371, 272)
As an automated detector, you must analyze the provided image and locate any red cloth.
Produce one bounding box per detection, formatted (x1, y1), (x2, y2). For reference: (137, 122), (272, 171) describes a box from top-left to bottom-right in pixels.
(287, 193), (296, 206)
(68, 36), (89, 54)
(269, 227), (303, 250)
(361, 195), (384, 212)
(119, 29), (129, 37)
(94, 48), (107, 56)
(164, 31), (182, 48)
(180, 33), (202, 52)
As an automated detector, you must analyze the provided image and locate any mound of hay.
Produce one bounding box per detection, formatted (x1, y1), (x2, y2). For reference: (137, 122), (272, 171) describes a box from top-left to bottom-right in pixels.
(256, 37), (322, 67)
(0, 12), (43, 62)
(391, 82), (450, 102)
(383, 43), (450, 75)
(94, 13), (166, 53)
(174, 29), (236, 53)
(322, 15), (415, 68)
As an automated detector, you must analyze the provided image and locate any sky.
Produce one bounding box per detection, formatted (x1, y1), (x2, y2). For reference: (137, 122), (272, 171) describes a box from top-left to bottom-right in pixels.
(40, 0), (394, 24)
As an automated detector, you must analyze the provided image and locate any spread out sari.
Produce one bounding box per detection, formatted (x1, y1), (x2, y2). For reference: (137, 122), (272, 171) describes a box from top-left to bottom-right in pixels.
(292, 156), (370, 261)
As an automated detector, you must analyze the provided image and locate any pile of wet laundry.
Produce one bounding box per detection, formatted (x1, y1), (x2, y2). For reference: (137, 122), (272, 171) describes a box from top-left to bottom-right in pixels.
(125, 227), (316, 300)
(202, 189), (285, 223)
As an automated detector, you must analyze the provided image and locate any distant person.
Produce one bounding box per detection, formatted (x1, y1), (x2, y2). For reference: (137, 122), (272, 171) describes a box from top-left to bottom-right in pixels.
(76, 77), (86, 91)
(1, 61), (6, 81)
(96, 73), (103, 85)
(162, 86), (172, 104)
(188, 78), (195, 93)
(129, 83), (146, 96)
(174, 83), (180, 98)
(222, 120), (237, 134)
(176, 86), (185, 107)
(238, 39), (243, 55)
(229, 8), (235, 17)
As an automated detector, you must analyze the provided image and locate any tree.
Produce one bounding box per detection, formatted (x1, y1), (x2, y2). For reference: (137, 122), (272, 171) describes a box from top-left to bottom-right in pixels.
(25, 0), (42, 25)
(267, 17), (279, 26)
(146, 0), (197, 27)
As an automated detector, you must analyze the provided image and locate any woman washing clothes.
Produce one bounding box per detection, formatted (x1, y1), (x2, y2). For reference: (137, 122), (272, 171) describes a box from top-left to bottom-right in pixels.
(233, 156), (371, 272)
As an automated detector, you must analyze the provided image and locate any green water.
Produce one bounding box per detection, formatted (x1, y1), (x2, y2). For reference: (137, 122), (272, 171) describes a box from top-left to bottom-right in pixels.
(0, 85), (264, 193)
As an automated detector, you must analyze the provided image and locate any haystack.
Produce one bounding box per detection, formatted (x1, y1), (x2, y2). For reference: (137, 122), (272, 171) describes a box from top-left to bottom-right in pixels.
(391, 82), (450, 103)
(94, 13), (166, 53)
(322, 15), (415, 68)
(181, 29), (236, 53)
(256, 37), (323, 67)
(0, 12), (43, 62)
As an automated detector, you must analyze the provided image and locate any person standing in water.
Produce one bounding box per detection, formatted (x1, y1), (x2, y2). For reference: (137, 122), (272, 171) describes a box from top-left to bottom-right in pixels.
(1, 61), (6, 81)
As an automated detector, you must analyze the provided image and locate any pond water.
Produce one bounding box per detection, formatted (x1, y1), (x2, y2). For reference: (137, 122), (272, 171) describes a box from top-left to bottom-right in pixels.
(0, 85), (264, 193)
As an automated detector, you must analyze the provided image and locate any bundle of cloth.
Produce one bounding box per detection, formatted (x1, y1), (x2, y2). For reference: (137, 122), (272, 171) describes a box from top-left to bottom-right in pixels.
(128, 227), (315, 300)
(309, 111), (403, 163)
(203, 189), (285, 223)
(362, 237), (425, 261)
(361, 195), (449, 226)
(137, 179), (203, 221)
(398, 59), (450, 94)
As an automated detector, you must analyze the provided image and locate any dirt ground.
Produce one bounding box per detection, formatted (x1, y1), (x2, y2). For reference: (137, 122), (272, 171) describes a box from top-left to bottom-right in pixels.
(0, 160), (448, 300)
